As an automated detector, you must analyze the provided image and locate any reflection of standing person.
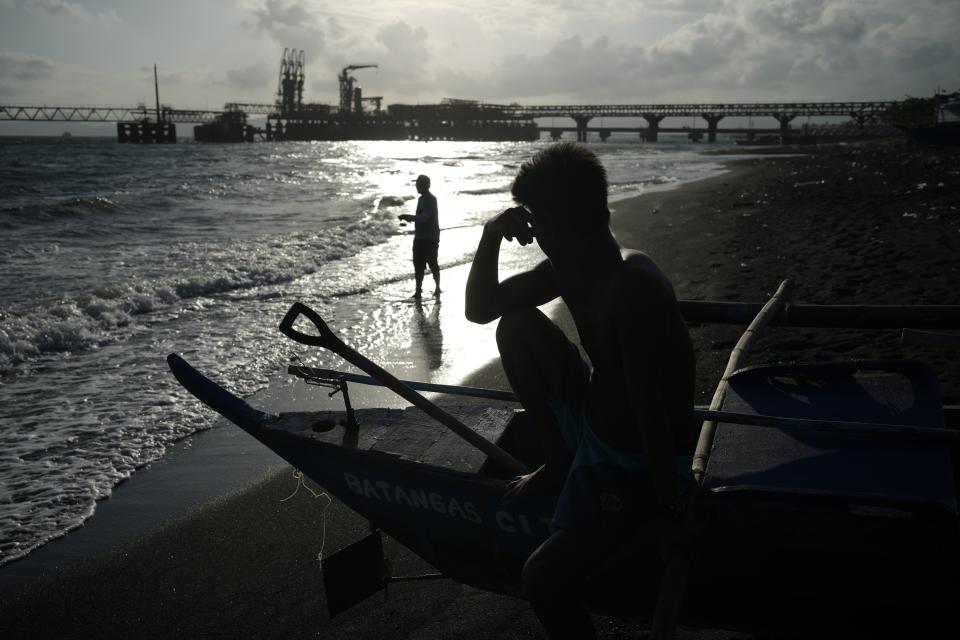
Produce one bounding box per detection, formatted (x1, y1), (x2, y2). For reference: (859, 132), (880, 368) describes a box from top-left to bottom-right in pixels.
(413, 299), (443, 371)
(398, 175), (440, 299)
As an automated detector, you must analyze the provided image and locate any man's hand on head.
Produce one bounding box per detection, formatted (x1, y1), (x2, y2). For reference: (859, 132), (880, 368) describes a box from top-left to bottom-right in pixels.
(486, 206), (535, 246)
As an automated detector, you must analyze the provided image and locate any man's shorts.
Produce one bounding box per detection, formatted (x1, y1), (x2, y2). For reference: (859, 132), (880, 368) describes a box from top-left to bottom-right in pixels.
(545, 336), (693, 551)
(412, 239), (439, 271)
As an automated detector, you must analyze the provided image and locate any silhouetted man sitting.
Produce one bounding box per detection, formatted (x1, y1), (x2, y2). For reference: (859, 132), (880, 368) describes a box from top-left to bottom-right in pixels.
(465, 142), (696, 639)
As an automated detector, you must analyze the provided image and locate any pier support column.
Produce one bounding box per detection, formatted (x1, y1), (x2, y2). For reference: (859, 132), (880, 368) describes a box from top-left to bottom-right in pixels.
(641, 114), (664, 142)
(572, 115), (592, 142)
(702, 114), (724, 142)
(774, 112), (796, 139)
(115, 120), (176, 143)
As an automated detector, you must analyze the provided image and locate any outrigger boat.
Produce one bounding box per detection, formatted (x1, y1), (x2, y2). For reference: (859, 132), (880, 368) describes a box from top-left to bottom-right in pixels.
(167, 280), (960, 638)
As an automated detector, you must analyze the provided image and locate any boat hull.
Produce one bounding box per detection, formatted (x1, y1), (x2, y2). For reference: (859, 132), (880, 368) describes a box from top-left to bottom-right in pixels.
(168, 354), (960, 634)
(896, 122), (960, 146)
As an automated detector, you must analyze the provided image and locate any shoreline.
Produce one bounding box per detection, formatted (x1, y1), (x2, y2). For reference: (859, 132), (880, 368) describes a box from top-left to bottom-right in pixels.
(3, 140), (958, 639)
(0, 158), (743, 585)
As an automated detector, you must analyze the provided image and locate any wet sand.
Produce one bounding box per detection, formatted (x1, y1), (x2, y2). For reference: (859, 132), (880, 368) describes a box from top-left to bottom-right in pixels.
(2, 140), (958, 639)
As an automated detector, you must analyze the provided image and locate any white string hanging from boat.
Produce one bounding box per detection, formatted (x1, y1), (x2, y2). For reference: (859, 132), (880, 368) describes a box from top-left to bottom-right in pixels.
(280, 469), (334, 567)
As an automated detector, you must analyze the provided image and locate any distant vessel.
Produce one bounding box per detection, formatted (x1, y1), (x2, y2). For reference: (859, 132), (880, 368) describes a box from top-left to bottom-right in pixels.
(60, 131), (72, 139)
(194, 110), (255, 143)
(897, 100), (960, 146)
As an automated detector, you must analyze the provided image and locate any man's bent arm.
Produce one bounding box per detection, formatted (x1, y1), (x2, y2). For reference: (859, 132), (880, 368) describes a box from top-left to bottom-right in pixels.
(465, 227), (557, 325)
(465, 224), (506, 323)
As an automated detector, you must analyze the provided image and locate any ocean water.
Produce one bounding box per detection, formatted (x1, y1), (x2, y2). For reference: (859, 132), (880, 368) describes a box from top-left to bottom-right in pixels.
(0, 136), (737, 567)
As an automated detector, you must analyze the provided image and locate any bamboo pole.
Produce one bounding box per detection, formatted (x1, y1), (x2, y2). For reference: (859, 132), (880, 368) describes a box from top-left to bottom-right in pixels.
(693, 408), (955, 441)
(287, 367), (956, 439)
(651, 279), (793, 640)
(900, 328), (960, 348)
(678, 301), (960, 330)
(693, 280), (795, 480)
(288, 365), (519, 402)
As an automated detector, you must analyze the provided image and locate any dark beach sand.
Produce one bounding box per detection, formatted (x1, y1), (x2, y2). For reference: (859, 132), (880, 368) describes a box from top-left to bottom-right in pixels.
(2, 140), (958, 639)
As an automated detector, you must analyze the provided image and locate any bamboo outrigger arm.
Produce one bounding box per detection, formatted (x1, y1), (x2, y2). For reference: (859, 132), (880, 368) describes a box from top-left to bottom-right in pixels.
(287, 365), (958, 438)
(901, 328), (960, 348)
(288, 365), (520, 402)
(693, 408), (956, 441)
(679, 300), (960, 329)
(652, 279), (795, 640)
(693, 280), (796, 480)
(279, 302), (529, 477)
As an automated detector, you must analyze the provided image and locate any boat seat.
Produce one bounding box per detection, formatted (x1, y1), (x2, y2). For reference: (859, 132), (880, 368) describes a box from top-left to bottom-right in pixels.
(694, 361), (959, 611)
(701, 360), (957, 518)
(282, 404), (518, 474)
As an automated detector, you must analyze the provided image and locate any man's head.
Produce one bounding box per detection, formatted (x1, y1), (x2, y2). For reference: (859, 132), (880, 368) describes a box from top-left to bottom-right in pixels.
(416, 174), (431, 194)
(510, 142), (609, 235)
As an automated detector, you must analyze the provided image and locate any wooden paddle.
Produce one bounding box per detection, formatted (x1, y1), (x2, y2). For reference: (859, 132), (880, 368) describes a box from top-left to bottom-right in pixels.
(279, 302), (529, 477)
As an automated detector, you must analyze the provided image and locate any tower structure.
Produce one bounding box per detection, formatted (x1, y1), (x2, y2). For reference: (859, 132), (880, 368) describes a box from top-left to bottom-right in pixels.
(338, 64), (377, 115)
(276, 48), (305, 114)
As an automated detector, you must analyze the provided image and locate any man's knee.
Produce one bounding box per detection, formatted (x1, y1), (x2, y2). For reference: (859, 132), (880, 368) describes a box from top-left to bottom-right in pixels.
(496, 307), (551, 352)
(521, 537), (581, 602)
(521, 548), (555, 602)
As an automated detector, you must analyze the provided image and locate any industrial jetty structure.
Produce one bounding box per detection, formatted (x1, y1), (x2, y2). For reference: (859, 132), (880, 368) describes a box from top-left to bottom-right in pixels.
(195, 49), (539, 143)
(1, 49), (903, 144)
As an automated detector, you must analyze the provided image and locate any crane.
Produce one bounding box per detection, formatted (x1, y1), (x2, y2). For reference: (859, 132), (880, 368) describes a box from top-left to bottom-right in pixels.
(338, 64), (377, 115)
(276, 48), (305, 114)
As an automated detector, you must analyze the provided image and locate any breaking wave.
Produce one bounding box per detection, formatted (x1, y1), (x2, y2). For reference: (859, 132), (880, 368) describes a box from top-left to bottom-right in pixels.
(0, 213), (399, 374)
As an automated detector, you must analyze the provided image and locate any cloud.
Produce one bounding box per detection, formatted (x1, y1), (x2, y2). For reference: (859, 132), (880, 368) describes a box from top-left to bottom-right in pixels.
(250, 0), (329, 61)
(24, 0), (81, 16)
(428, 0), (958, 102)
(226, 63), (272, 91)
(433, 35), (636, 101)
(23, 0), (119, 22)
(645, 0), (724, 13)
(647, 13), (744, 74)
(371, 22), (431, 92)
(237, 0), (956, 104)
(140, 65), (219, 89)
(867, 15), (957, 74)
(0, 50), (56, 81)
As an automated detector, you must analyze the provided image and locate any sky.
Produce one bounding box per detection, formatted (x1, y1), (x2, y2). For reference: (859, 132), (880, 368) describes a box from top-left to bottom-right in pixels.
(1, 0), (958, 134)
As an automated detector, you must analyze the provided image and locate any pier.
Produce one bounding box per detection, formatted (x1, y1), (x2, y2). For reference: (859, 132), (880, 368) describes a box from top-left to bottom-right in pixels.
(0, 51), (904, 144)
(1, 99), (901, 144)
(0, 50), (904, 144)
(1, 54), (900, 144)
(501, 102), (896, 141)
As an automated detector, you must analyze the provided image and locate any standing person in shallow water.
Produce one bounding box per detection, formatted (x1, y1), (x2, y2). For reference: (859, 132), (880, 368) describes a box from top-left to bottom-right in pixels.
(465, 142), (696, 639)
(398, 174), (441, 299)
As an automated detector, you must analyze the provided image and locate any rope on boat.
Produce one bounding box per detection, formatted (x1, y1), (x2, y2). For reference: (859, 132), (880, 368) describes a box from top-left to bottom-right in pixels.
(280, 469), (334, 567)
